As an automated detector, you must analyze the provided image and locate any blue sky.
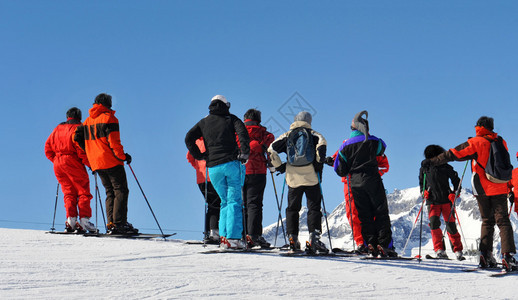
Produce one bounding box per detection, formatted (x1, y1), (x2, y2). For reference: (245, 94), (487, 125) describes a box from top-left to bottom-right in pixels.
(1, 1), (517, 239)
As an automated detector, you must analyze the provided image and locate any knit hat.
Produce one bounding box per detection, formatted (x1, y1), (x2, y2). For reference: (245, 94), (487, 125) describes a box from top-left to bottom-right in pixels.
(211, 95), (230, 107)
(351, 110), (369, 141)
(66, 107), (82, 120)
(294, 111), (312, 125)
(94, 93), (112, 108)
(476, 116), (494, 131)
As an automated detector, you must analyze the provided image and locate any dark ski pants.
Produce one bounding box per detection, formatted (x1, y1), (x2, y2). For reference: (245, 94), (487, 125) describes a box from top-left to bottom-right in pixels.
(243, 174), (267, 236)
(476, 194), (516, 254)
(97, 165), (129, 225)
(286, 184), (322, 236)
(198, 182), (221, 233)
(351, 175), (393, 248)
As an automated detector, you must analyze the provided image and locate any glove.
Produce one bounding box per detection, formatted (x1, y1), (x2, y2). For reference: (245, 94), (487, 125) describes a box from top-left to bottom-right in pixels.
(237, 153), (249, 164)
(268, 166), (276, 173)
(324, 156), (335, 167)
(275, 163), (286, 174)
(423, 190), (429, 199)
(124, 153), (132, 164)
(448, 193), (457, 203)
(421, 159), (432, 169)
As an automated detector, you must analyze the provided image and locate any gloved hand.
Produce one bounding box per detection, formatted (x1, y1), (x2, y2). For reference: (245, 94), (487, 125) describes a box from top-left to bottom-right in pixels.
(125, 153), (132, 164)
(423, 190), (429, 199)
(268, 166), (277, 173)
(448, 193), (457, 203)
(237, 153), (249, 164)
(324, 156), (335, 167)
(276, 163), (286, 174)
(421, 159), (432, 169)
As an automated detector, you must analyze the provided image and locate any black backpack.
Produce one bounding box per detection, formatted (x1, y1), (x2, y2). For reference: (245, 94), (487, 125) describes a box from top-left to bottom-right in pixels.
(484, 136), (513, 183)
(286, 127), (315, 166)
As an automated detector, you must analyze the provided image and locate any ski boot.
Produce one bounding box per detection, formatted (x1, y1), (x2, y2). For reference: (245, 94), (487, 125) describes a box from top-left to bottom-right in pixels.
(204, 229), (220, 244)
(377, 245), (398, 258)
(367, 244), (379, 257)
(77, 217), (97, 233)
(455, 251), (466, 261)
(65, 217), (77, 233)
(356, 243), (369, 255)
(502, 253), (518, 272)
(435, 249), (449, 259)
(479, 251), (498, 269)
(288, 234), (301, 252)
(220, 236), (231, 249)
(307, 231), (329, 254)
(247, 235), (271, 249)
(227, 239), (246, 250)
(109, 222), (138, 235)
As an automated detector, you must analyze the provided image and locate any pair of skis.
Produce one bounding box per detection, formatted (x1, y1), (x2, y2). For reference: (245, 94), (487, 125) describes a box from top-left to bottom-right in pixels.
(46, 230), (175, 240)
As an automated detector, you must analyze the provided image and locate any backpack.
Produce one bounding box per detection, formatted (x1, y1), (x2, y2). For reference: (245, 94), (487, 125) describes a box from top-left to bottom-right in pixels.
(286, 127), (315, 166)
(484, 136), (513, 183)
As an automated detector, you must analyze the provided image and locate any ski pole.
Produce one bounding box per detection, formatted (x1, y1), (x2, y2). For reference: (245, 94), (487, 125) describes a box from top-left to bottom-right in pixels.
(317, 172), (333, 251)
(50, 183), (60, 232)
(346, 174), (356, 250)
(274, 176), (287, 247)
(94, 173), (107, 232)
(454, 210), (469, 256)
(270, 172), (287, 246)
(127, 164), (166, 238)
(204, 167), (209, 244)
(442, 161), (469, 238)
(402, 173), (426, 257)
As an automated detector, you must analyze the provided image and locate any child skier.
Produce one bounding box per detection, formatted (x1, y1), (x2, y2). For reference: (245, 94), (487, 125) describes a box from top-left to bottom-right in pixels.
(45, 107), (96, 232)
(268, 111), (328, 253)
(422, 116), (517, 271)
(333, 110), (397, 257)
(419, 145), (464, 260)
(187, 137), (221, 244)
(185, 95), (250, 249)
(242, 109), (274, 248)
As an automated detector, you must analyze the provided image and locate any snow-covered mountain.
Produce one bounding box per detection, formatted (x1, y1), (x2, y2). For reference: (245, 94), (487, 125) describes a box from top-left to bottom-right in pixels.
(264, 187), (518, 257)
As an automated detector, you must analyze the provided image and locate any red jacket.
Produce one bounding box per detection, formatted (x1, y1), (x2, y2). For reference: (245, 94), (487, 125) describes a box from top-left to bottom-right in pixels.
(45, 119), (90, 168)
(244, 120), (274, 175)
(433, 126), (508, 196)
(75, 104), (127, 171)
(507, 168), (518, 213)
(187, 138), (209, 184)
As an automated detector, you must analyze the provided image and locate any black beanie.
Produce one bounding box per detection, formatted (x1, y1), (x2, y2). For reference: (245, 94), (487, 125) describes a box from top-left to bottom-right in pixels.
(66, 107), (82, 120)
(94, 93), (112, 108)
(476, 116), (494, 131)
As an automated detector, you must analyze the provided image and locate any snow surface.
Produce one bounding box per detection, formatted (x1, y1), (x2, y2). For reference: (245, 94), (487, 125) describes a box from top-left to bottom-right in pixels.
(0, 228), (516, 299)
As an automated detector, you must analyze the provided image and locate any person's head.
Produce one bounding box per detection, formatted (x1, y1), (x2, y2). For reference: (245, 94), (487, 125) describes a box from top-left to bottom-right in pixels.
(244, 108), (261, 123)
(210, 95), (230, 108)
(424, 144), (446, 159)
(475, 116), (494, 131)
(294, 111), (312, 125)
(94, 93), (112, 109)
(66, 107), (82, 120)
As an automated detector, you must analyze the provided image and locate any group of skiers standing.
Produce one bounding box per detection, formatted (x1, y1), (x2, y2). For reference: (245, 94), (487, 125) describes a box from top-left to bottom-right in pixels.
(45, 93), (137, 235)
(45, 93), (517, 272)
(185, 95), (518, 271)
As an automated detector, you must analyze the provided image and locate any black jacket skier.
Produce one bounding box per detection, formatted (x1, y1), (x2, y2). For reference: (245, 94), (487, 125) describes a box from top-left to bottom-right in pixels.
(185, 100), (250, 168)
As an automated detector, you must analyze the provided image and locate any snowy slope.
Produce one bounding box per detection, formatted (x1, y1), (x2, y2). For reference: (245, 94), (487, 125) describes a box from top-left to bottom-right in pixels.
(264, 187), (518, 258)
(0, 228), (516, 299)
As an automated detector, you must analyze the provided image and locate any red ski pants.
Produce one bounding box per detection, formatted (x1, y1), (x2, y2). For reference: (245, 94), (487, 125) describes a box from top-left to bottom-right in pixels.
(428, 203), (463, 252)
(54, 155), (92, 219)
(344, 183), (363, 246)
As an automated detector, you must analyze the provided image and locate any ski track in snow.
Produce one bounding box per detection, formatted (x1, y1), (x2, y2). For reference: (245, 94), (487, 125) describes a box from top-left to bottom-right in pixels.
(0, 228), (515, 299)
